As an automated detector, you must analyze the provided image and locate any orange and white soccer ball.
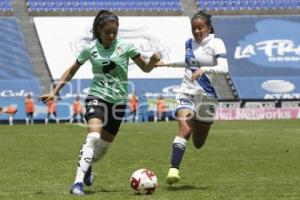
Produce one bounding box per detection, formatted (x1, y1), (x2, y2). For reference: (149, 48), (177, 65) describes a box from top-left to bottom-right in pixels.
(130, 168), (157, 195)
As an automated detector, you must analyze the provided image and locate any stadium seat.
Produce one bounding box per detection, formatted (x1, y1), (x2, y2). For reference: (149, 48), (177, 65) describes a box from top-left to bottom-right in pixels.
(26, 0), (182, 14)
(0, 0), (13, 14)
(197, 0), (300, 13)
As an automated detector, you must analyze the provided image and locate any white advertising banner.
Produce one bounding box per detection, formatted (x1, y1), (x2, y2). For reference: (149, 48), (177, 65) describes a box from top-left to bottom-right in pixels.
(34, 16), (192, 79)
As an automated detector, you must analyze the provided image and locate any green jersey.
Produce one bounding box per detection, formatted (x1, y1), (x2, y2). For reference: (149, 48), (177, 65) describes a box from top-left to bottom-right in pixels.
(77, 37), (140, 103)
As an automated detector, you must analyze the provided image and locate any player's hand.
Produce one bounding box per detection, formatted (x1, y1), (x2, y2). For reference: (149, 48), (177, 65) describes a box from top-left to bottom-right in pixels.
(191, 68), (205, 82)
(39, 92), (55, 103)
(149, 52), (161, 64)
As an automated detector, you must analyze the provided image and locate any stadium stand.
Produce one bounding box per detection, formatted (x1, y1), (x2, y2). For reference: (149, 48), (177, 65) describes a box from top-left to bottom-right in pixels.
(12, 0), (53, 93)
(0, 16), (41, 121)
(0, 18), (36, 80)
(0, 0), (13, 15)
(196, 0), (300, 15)
(27, 0), (183, 16)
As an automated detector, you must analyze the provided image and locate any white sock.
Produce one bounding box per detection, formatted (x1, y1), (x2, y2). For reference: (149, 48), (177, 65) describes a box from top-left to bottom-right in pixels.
(9, 116), (13, 126)
(93, 138), (111, 162)
(45, 118), (48, 124)
(74, 132), (100, 184)
(26, 117), (29, 125)
(173, 136), (187, 146)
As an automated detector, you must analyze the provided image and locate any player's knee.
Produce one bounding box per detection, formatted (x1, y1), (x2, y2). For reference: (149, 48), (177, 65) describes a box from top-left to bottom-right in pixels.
(86, 132), (100, 147)
(178, 124), (191, 136)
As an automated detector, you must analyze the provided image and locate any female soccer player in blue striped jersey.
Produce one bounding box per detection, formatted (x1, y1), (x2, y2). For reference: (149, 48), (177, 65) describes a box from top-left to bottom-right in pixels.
(39, 10), (161, 195)
(158, 10), (229, 185)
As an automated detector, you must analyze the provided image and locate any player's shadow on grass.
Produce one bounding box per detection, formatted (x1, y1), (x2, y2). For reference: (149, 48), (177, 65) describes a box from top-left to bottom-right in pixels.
(166, 184), (209, 191)
(85, 188), (126, 194)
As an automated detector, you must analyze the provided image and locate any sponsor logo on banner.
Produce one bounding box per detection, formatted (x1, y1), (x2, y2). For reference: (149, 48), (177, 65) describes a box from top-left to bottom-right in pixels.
(62, 87), (89, 99)
(261, 79), (300, 99)
(234, 20), (300, 69)
(216, 108), (300, 120)
(162, 85), (181, 94)
(261, 80), (295, 93)
(0, 90), (34, 98)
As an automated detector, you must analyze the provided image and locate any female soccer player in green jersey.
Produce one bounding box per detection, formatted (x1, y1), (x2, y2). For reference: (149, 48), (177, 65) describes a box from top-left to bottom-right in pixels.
(39, 10), (161, 196)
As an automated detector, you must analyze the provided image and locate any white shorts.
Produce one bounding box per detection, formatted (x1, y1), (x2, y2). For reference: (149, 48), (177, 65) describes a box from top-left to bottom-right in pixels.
(176, 93), (218, 123)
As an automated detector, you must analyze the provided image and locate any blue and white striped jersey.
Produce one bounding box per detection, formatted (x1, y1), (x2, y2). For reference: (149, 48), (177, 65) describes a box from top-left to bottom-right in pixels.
(179, 34), (228, 97)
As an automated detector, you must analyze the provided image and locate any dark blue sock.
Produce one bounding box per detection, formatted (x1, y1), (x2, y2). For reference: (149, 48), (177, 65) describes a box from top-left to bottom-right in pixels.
(170, 142), (185, 169)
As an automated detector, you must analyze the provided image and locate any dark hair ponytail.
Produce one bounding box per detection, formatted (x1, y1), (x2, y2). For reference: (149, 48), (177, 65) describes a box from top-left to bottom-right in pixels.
(92, 10), (119, 40)
(191, 10), (214, 34)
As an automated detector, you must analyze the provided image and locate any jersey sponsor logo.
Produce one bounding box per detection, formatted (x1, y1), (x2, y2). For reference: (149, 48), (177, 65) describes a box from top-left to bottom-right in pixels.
(116, 46), (123, 56)
(203, 46), (213, 55)
(92, 51), (98, 58)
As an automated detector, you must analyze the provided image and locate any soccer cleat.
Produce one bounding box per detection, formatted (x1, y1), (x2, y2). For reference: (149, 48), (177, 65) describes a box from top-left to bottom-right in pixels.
(165, 168), (180, 185)
(70, 182), (85, 196)
(84, 166), (93, 186)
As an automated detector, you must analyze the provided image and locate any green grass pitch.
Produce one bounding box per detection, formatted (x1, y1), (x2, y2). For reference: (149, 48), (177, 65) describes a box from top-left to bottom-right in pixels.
(0, 120), (299, 200)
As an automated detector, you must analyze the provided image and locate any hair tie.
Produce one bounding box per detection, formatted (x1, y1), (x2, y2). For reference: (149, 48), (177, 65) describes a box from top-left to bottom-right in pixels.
(97, 15), (118, 25)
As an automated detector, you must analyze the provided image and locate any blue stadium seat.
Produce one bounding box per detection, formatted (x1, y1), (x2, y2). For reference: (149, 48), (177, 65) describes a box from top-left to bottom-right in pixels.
(26, 0), (182, 14)
(0, 0), (13, 12)
(197, 0), (300, 12)
(0, 18), (38, 80)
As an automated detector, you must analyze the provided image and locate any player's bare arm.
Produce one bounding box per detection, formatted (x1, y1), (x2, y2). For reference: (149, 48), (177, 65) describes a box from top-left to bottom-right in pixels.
(155, 60), (186, 68)
(133, 52), (161, 73)
(39, 62), (81, 103)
